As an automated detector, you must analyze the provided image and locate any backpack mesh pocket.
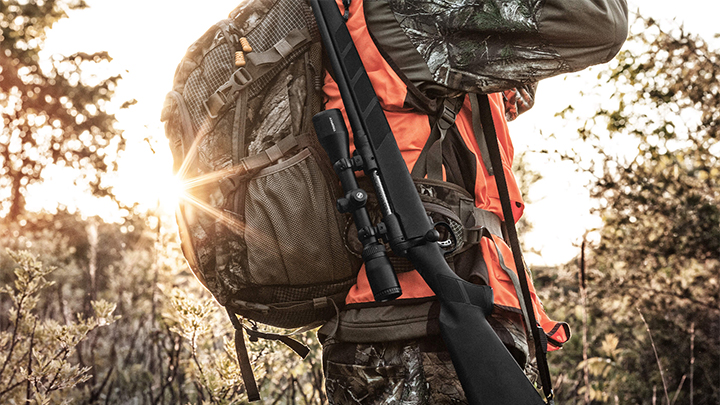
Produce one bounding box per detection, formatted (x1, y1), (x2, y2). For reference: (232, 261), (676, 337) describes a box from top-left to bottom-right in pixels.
(242, 148), (357, 287)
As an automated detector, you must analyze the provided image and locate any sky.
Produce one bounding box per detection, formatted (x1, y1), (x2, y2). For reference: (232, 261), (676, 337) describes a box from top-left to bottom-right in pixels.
(506, 1), (720, 265)
(32, 0), (720, 266)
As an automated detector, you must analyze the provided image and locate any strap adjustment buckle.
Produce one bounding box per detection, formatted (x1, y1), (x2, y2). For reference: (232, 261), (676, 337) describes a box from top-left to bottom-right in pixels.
(203, 68), (254, 119)
(438, 101), (458, 132)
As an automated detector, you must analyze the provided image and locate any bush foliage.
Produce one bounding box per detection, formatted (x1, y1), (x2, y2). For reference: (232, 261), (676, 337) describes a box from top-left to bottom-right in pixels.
(540, 17), (720, 404)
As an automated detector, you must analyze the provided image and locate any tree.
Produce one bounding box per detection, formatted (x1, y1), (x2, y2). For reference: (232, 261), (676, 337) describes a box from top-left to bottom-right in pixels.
(544, 17), (719, 404)
(0, 0), (127, 221)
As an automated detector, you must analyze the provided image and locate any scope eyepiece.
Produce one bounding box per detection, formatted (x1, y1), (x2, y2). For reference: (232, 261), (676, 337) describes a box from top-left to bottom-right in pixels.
(362, 242), (402, 302)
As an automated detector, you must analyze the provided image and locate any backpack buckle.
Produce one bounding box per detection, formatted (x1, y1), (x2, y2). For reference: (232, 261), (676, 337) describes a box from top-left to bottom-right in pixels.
(204, 85), (230, 119)
(437, 99), (459, 131)
(231, 68), (253, 87)
(203, 68), (254, 119)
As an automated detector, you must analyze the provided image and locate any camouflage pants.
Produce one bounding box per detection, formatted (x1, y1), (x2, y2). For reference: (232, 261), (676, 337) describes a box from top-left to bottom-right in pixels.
(322, 310), (535, 405)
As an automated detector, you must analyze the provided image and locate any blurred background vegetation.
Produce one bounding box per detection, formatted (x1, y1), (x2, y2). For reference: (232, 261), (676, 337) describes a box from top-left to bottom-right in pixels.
(1, 1), (718, 404)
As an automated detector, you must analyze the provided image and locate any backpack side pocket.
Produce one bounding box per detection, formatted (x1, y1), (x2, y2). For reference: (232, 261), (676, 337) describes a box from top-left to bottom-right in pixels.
(244, 147), (356, 285)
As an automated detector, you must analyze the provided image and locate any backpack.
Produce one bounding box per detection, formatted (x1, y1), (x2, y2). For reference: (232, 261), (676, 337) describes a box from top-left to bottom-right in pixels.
(160, 0), (362, 398)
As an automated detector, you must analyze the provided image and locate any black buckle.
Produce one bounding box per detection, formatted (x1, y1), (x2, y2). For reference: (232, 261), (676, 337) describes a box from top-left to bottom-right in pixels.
(203, 83), (231, 119)
(437, 101), (458, 131)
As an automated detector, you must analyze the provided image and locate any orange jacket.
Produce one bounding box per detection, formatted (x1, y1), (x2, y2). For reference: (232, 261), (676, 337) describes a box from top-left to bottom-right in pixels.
(324, 0), (568, 349)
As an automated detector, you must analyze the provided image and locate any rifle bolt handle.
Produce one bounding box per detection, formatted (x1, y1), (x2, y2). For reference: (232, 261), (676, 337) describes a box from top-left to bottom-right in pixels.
(424, 229), (440, 243)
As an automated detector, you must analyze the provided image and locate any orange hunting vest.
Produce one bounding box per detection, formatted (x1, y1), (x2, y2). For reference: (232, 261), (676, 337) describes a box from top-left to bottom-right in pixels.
(324, 0), (568, 349)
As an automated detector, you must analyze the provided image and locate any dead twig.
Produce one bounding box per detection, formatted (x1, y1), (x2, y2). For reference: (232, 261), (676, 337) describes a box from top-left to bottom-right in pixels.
(670, 374), (686, 405)
(637, 307), (670, 405)
(689, 322), (695, 405)
(580, 237), (590, 405)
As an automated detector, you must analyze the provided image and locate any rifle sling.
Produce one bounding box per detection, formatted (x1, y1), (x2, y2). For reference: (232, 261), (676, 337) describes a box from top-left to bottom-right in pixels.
(476, 93), (555, 403)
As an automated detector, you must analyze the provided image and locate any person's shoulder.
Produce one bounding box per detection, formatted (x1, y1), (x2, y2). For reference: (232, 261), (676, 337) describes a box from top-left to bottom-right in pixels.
(538, 0), (629, 68)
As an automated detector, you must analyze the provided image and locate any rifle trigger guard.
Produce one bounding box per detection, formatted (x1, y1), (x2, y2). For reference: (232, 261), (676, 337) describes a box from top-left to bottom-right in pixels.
(432, 221), (459, 255)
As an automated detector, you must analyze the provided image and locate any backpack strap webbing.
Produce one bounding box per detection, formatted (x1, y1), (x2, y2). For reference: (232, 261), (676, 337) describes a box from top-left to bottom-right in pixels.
(411, 94), (496, 182)
(459, 202), (504, 244)
(227, 309), (260, 402)
(218, 134), (300, 196)
(476, 93), (555, 403)
(204, 27), (313, 119)
(218, 131), (330, 200)
(478, 227), (534, 343)
(226, 309), (311, 402)
(411, 97), (464, 180)
(468, 93), (495, 176)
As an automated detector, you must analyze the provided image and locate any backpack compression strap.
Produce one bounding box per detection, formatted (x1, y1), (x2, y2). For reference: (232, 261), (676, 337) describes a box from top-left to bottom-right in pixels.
(227, 309), (261, 401)
(226, 309), (310, 402)
(204, 28), (313, 119)
(410, 95), (495, 183)
(410, 97), (464, 180)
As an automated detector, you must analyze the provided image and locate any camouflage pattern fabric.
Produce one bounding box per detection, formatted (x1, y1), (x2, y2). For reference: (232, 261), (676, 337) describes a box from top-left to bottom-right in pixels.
(322, 309), (536, 404)
(324, 337), (465, 404)
(385, 0), (567, 95)
(380, 0), (628, 96)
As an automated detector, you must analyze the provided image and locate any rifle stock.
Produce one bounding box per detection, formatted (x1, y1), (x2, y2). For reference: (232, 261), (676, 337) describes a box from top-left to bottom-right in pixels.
(309, 1), (547, 403)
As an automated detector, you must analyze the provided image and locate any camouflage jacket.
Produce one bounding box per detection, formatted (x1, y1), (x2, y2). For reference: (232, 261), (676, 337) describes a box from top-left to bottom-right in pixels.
(365, 0), (628, 97)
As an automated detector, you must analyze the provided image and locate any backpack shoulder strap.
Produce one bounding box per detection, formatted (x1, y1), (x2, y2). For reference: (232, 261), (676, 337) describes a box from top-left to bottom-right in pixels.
(411, 93), (497, 182)
(469, 93), (495, 176)
(410, 97), (464, 180)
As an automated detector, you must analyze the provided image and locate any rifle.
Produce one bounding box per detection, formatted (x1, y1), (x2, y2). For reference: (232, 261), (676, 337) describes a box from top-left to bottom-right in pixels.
(309, 1), (550, 404)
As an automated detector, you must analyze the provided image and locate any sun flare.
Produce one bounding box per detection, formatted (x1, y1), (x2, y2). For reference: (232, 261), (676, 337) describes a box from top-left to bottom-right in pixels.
(158, 174), (185, 212)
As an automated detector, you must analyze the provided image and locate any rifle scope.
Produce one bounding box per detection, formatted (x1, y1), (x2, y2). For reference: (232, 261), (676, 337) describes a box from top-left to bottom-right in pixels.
(313, 108), (402, 302)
